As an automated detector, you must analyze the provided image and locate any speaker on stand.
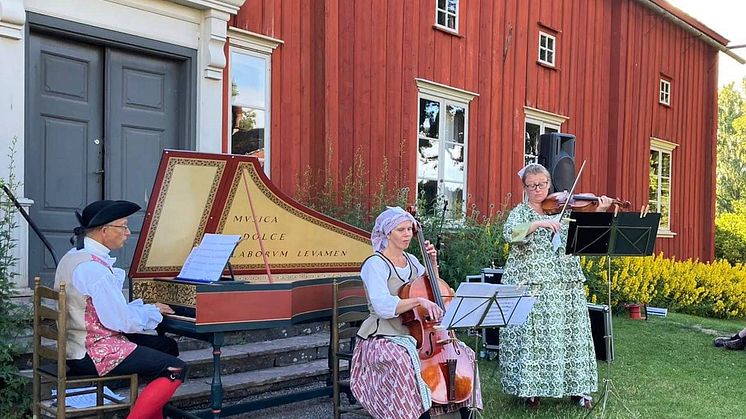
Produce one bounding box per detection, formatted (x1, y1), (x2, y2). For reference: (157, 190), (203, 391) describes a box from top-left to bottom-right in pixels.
(538, 132), (576, 193)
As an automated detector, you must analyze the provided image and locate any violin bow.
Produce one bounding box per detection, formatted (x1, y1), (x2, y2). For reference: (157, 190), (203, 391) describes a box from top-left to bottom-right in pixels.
(554, 159), (587, 221)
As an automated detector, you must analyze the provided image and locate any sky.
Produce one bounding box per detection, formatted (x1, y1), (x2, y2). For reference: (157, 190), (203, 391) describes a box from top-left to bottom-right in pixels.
(667, 0), (746, 88)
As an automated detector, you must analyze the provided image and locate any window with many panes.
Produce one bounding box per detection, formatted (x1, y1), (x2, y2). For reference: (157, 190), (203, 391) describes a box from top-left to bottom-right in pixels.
(659, 78), (671, 106)
(415, 79), (477, 215)
(649, 138), (677, 236)
(523, 107), (566, 166)
(538, 31), (556, 67)
(435, 0), (459, 32)
(228, 28), (282, 175)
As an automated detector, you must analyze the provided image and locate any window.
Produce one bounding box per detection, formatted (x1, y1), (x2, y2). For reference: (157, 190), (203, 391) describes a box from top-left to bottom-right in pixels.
(227, 28), (282, 175)
(415, 79), (477, 214)
(523, 107), (567, 166)
(659, 79), (671, 106)
(538, 31), (556, 67)
(435, 0), (459, 32)
(649, 138), (677, 236)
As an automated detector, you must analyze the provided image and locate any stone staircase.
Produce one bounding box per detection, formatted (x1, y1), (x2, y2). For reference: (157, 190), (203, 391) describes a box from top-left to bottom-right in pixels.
(21, 320), (339, 417)
(168, 321), (334, 414)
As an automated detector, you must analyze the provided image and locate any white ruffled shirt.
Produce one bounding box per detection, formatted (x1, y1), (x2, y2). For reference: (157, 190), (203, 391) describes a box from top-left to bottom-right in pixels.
(69, 237), (162, 333)
(360, 253), (425, 319)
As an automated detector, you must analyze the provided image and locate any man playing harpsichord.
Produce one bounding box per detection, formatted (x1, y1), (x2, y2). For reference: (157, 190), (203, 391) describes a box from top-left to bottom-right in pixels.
(54, 199), (187, 418)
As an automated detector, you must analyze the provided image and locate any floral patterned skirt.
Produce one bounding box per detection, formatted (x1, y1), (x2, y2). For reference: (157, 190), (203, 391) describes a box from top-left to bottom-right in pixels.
(499, 282), (598, 398)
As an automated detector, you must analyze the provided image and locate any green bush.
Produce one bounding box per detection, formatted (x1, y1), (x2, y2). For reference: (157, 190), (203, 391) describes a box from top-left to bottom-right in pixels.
(0, 138), (31, 417)
(416, 196), (509, 288)
(714, 202), (746, 264)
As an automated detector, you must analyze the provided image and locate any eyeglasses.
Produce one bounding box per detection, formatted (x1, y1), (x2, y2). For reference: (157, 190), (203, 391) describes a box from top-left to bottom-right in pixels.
(104, 224), (130, 232)
(525, 181), (549, 191)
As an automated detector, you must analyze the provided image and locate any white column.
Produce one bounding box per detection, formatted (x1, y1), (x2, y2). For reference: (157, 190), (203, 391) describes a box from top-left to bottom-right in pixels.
(0, 0), (27, 293)
(195, 8), (230, 153)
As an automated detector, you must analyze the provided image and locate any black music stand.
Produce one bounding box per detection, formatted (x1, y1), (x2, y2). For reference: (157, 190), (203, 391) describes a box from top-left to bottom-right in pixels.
(566, 211), (659, 417)
(442, 283), (535, 419)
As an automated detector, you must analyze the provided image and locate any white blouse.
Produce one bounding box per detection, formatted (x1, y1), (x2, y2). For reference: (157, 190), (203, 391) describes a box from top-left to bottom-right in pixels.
(360, 252), (425, 319)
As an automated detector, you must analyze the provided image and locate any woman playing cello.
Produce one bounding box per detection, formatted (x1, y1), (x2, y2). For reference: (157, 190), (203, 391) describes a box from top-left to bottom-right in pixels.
(350, 206), (482, 419)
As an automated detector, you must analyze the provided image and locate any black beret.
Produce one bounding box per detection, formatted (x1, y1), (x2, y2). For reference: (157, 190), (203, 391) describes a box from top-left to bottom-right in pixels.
(75, 200), (141, 229)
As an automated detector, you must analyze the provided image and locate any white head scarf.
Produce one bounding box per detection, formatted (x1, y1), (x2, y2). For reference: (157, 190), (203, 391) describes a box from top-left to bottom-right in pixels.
(370, 206), (416, 252)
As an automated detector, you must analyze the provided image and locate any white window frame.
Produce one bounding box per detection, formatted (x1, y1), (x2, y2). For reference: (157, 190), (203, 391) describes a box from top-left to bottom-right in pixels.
(415, 78), (477, 214)
(227, 27), (283, 176)
(435, 0), (459, 33)
(659, 79), (671, 106)
(538, 31), (556, 67)
(650, 137), (677, 237)
(523, 107), (567, 165)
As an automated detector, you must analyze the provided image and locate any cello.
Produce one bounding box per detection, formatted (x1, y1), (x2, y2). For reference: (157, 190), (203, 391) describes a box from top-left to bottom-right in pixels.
(398, 208), (474, 404)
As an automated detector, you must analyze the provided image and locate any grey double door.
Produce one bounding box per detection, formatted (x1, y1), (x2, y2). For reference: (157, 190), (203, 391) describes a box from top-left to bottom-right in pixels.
(26, 32), (189, 286)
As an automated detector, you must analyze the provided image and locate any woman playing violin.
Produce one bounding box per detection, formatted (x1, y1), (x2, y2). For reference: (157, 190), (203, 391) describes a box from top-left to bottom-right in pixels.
(350, 206), (481, 419)
(499, 163), (612, 409)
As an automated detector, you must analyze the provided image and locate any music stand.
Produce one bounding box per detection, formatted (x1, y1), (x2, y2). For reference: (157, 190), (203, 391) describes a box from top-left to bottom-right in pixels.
(566, 211), (659, 417)
(441, 282), (535, 418)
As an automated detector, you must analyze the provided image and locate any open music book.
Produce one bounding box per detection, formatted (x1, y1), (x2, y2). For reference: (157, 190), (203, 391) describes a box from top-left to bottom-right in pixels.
(177, 233), (242, 282)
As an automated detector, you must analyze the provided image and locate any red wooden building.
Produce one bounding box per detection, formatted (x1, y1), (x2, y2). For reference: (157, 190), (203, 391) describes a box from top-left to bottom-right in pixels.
(222, 0), (741, 262)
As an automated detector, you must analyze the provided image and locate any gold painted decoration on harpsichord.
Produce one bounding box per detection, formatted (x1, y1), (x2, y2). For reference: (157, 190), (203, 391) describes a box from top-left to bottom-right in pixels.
(129, 150), (373, 285)
(216, 162), (371, 272)
(136, 157), (226, 274)
(131, 280), (197, 307)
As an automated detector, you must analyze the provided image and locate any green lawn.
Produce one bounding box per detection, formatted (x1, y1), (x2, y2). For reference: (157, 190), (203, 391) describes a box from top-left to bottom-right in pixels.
(477, 313), (745, 418)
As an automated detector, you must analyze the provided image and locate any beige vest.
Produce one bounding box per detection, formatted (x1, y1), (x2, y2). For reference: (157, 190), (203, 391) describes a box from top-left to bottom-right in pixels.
(54, 251), (101, 360)
(357, 253), (418, 339)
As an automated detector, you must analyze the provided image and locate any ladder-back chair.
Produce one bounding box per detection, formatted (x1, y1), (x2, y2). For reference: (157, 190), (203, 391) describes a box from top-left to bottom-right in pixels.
(330, 277), (371, 418)
(32, 277), (138, 418)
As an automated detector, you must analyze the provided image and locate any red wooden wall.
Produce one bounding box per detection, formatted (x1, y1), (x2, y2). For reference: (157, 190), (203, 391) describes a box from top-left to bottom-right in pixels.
(229, 0), (720, 261)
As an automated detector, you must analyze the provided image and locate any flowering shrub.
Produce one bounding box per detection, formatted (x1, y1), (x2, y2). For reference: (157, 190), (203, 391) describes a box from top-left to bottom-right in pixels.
(583, 253), (746, 318)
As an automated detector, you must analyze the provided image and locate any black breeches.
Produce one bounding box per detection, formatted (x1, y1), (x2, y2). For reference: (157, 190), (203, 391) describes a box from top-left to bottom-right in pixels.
(67, 334), (186, 380)
(124, 333), (180, 357)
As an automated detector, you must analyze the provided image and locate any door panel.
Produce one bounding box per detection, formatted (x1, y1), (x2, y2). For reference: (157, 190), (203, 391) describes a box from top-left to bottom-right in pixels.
(106, 49), (182, 269)
(26, 33), (104, 285)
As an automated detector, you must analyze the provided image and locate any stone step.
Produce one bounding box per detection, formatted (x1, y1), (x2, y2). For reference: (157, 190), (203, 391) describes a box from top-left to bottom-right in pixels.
(172, 320), (329, 352)
(181, 332), (330, 379)
(170, 358), (332, 411)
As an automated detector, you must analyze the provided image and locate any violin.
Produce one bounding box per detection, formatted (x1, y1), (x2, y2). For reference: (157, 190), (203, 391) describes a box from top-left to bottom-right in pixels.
(541, 192), (631, 215)
(397, 208), (474, 404)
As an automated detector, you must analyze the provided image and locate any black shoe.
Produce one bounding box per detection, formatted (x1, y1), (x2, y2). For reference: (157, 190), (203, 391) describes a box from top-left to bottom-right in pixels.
(725, 338), (746, 350)
(525, 397), (540, 409)
(714, 336), (732, 347)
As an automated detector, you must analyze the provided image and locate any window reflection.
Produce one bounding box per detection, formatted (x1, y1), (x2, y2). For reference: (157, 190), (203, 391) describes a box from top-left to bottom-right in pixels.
(419, 99), (440, 139)
(230, 49), (269, 168)
(231, 106), (265, 163)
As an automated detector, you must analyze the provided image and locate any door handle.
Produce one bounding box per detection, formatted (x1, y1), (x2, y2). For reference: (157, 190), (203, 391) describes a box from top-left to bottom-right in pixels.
(94, 169), (105, 175)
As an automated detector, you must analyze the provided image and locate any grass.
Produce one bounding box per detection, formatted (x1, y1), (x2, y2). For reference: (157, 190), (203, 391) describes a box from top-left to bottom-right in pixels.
(475, 312), (745, 418)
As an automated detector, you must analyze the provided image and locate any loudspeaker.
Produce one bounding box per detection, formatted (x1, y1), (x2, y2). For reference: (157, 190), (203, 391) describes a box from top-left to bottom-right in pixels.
(463, 268), (504, 351)
(481, 268), (503, 350)
(538, 132), (576, 193)
(587, 303), (614, 362)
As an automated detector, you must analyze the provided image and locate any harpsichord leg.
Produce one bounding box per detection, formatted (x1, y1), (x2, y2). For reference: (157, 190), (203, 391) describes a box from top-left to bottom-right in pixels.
(211, 332), (225, 418)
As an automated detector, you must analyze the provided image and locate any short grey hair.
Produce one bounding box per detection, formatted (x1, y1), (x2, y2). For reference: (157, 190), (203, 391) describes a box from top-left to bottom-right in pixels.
(520, 163), (552, 185)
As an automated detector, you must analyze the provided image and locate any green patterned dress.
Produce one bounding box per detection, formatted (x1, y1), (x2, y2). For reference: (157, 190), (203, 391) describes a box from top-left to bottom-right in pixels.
(498, 202), (598, 398)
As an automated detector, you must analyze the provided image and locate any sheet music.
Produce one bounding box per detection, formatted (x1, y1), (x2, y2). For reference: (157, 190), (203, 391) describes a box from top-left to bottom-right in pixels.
(177, 233), (241, 282)
(51, 386), (124, 408)
(441, 283), (534, 328)
(484, 295), (536, 326)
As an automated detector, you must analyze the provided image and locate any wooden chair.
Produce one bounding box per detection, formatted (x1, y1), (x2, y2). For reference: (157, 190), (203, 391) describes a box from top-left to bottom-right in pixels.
(329, 277), (371, 418)
(32, 277), (138, 418)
